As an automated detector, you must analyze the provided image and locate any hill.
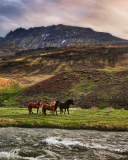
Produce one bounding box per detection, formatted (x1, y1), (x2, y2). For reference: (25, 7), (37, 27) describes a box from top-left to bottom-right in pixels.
(0, 37), (4, 43)
(0, 46), (128, 110)
(3, 24), (128, 49)
(0, 42), (25, 57)
(0, 78), (21, 90)
(22, 69), (128, 110)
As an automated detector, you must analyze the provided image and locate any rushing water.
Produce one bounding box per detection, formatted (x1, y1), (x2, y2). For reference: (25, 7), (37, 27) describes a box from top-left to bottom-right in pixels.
(0, 127), (128, 160)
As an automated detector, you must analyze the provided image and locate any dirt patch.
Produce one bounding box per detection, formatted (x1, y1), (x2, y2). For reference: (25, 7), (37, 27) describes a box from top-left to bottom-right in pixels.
(23, 71), (80, 95)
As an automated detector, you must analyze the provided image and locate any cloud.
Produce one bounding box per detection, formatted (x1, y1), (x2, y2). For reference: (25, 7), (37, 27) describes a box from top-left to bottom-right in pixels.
(0, 0), (128, 39)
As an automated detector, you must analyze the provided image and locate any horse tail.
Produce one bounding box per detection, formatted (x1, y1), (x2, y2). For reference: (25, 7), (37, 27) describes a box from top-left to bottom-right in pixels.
(27, 103), (30, 110)
(42, 104), (44, 111)
(42, 104), (46, 115)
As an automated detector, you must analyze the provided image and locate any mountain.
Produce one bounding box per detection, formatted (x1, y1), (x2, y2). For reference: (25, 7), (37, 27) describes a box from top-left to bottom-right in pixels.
(3, 24), (128, 49)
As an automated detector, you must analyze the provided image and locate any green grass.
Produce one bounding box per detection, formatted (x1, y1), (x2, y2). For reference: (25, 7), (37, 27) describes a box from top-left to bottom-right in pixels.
(97, 102), (109, 109)
(0, 89), (22, 107)
(67, 80), (96, 98)
(0, 107), (128, 131)
(0, 69), (128, 131)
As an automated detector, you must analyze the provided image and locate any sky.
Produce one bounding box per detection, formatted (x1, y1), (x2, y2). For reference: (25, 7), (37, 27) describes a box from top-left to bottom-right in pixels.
(0, 0), (128, 39)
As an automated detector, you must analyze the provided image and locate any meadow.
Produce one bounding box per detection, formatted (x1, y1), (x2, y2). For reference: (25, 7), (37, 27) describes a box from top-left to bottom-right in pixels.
(0, 89), (128, 131)
(0, 46), (128, 131)
(0, 106), (128, 131)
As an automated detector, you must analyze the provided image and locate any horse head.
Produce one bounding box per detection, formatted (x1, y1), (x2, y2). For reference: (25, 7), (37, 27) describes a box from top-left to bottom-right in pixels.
(50, 101), (56, 107)
(67, 99), (74, 105)
(55, 101), (59, 110)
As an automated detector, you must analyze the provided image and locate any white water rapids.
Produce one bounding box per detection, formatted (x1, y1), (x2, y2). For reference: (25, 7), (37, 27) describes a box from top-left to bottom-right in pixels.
(0, 127), (128, 160)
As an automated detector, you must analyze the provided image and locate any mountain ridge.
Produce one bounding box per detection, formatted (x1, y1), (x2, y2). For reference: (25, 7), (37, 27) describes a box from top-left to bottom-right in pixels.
(1, 24), (128, 49)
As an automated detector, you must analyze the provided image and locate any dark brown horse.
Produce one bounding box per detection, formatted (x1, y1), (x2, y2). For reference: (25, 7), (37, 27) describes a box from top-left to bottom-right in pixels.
(42, 101), (59, 116)
(59, 99), (74, 114)
(54, 101), (59, 115)
(28, 99), (43, 114)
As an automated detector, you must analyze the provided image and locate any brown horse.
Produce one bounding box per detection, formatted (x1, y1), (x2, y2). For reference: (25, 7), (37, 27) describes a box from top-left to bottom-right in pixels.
(28, 99), (43, 114)
(42, 101), (59, 116)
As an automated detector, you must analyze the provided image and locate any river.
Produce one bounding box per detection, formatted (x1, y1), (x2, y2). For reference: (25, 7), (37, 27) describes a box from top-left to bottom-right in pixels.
(0, 127), (128, 160)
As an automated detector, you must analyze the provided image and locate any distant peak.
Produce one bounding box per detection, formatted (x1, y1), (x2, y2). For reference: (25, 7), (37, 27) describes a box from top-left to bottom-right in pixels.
(14, 27), (26, 32)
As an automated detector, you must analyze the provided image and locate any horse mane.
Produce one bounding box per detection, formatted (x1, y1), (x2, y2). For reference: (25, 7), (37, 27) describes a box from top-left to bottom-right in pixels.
(65, 99), (73, 104)
(50, 101), (56, 107)
(37, 99), (43, 105)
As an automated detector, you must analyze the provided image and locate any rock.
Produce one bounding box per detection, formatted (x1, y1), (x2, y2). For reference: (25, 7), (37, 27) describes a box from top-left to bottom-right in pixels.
(38, 84), (42, 87)
(55, 79), (59, 82)
(88, 75), (92, 79)
(103, 107), (115, 110)
(94, 78), (100, 82)
(120, 108), (125, 110)
(62, 75), (68, 80)
(80, 94), (86, 97)
(90, 106), (98, 110)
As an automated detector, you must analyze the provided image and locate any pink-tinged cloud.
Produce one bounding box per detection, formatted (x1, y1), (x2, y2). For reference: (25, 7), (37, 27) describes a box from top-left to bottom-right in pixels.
(0, 0), (128, 40)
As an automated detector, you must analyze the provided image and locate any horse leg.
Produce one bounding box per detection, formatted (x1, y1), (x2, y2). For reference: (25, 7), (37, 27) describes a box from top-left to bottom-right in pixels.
(29, 108), (33, 114)
(44, 110), (46, 116)
(64, 110), (65, 114)
(67, 108), (69, 114)
(64, 109), (66, 114)
(37, 108), (39, 114)
(31, 108), (33, 114)
(45, 110), (46, 116)
(56, 110), (58, 116)
(42, 108), (46, 116)
(54, 109), (58, 116)
(28, 108), (31, 114)
(60, 109), (63, 114)
(53, 109), (54, 116)
(42, 107), (44, 115)
(43, 110), (45, 116)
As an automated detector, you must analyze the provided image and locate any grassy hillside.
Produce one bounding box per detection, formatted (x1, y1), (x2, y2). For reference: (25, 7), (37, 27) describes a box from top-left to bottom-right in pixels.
(13, 69), (127, 110)
(0, 45), (128, 131)
(0, 78), (21, 90)
(0, 46), (128, 110)
(0, 42), (25, 57)
(1, 46), (128, 75)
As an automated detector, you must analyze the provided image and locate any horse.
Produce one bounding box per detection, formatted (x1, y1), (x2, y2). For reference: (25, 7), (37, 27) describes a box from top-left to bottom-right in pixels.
(42, 101), (59, 116)
(28, 99), (43, 114)
(59, 99), (74, 114)
(54, 101), (59, 115)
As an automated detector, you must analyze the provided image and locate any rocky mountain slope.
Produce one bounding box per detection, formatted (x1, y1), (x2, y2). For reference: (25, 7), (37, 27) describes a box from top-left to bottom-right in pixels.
(2, 24), (128, 49)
